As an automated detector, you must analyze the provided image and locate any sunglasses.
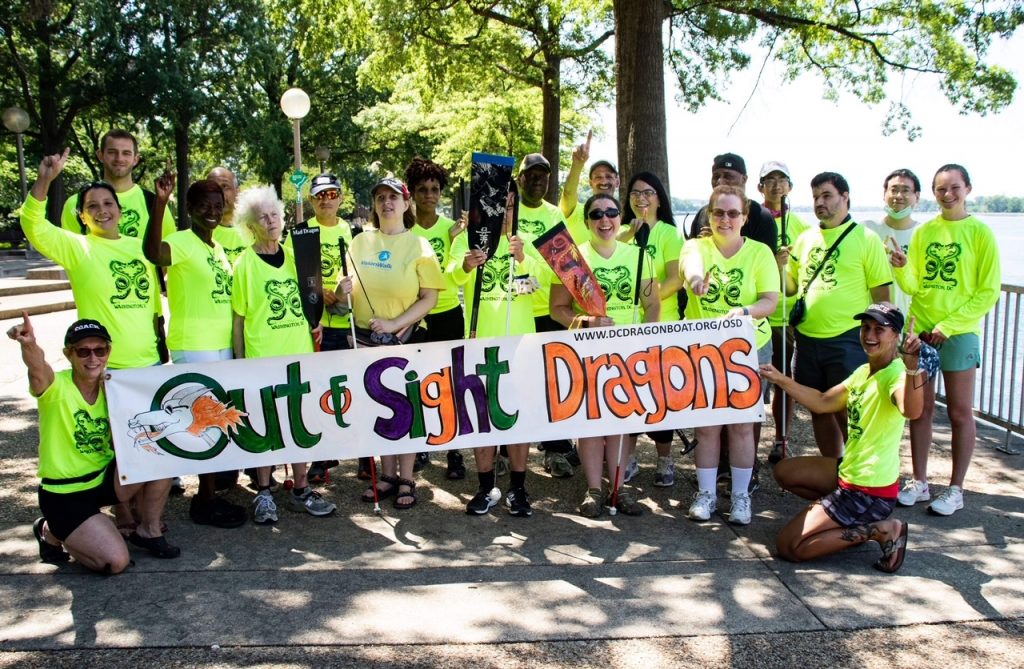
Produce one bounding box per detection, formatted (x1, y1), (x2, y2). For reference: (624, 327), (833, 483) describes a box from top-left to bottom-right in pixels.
(72, 345), (111, 359)
(314, 190), (340, 200)
(587, 208), (620, 220)
(711, 208), (744, 220)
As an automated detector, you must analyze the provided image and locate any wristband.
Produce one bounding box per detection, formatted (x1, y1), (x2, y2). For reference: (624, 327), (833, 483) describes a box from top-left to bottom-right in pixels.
(742, 307), (750, 316)
(905, 368), (923, 377)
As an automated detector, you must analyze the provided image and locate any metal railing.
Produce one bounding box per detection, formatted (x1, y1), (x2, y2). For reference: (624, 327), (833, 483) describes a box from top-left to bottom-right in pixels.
(936, 283), (1024, 451)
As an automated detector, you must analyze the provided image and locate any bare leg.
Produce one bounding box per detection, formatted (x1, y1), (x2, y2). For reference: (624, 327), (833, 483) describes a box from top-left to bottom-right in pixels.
(60, 514), (132, 574)
(381, 454), (398, 479)
(694, 425), (722, 469)
(256, 466), (274, 488)
(472, 446), (496, 473)
(726, 423), (755, 468)
(117, 477), (172, 539)
(655, 440), (671, 458)
(774, 456), (838, 500)
(944, 368), (977, 487)
(291, 462), (308, 490)
(507, 443), (530, 471)
(776, 501), (903, 564)
(604, 435), (635, 487)
(578, 436), (607, 489)
(908, 377), (938, 482)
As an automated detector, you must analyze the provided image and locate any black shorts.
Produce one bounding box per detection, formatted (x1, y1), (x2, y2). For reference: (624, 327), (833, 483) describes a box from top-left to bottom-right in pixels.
(321, 326), (352, 351)
(646, 429), (674, 444)
(820, 486), (895, 527)
(424, 306), (465, 343)
(38, 463), (120, 542)
(534, 315), (563, 333)
(794, 327), (866, 393)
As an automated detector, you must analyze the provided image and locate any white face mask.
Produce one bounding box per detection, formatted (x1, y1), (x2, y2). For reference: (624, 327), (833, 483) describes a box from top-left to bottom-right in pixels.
(885, 204), (914, 220)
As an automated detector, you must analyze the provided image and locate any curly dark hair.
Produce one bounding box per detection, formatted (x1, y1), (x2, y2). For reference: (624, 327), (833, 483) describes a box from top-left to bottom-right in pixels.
(404, 156), (449, 191)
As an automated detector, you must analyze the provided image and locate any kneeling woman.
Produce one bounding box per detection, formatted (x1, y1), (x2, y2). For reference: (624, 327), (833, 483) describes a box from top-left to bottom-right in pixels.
(762, 303), (924, 573)
(550, 194), (660, 517)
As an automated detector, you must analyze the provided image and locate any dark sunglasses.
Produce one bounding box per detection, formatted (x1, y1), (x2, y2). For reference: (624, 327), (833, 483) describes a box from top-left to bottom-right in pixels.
(314, 190), (340, 200)
(587, 207), (620, 220)
(72, 345), (111, 359)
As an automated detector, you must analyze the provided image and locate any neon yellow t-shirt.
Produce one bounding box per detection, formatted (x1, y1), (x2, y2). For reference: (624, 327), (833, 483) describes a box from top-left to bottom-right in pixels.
(768, 211), (810, 326)
(284, 219), (354, 329)
(348, 230), (447, 329)
(231, 246), (313, 358)
(413, 216), (463, 315)
(623, 221), (683, 321)
(564, 204), (597, 247)
(787, 221), (891, 339)
(553, 241), (644, 326)
(516, 200), (567, 317)
(165, 230), (233, 351)
(450, 232), (537, 338)
(22, 195), (162, 369)
(894, 214), (1001, 336)
(35, 371), (114, 494)
(838, 359), (906, 488)
(61, 184), (176, 239)
(213, 225), (250, 266)
(681, 237), (778, 348)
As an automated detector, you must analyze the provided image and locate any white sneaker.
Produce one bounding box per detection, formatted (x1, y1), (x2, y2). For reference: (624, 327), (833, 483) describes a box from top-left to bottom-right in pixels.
(688, 490), (716, 522)
(928, 485), (964, 516)
(252, 489), (278, 524)
(897, 479), (930, 506)
(729, 492), (752, 525)
(654, 456), (675, 487)
(622, 455), (640, 484)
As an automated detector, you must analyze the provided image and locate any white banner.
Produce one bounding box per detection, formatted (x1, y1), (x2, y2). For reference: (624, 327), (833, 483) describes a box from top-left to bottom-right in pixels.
(107, 318), (764, 483)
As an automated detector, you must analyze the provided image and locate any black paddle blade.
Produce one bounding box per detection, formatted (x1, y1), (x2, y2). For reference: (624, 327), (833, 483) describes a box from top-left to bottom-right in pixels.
(290, 225), (324, 328)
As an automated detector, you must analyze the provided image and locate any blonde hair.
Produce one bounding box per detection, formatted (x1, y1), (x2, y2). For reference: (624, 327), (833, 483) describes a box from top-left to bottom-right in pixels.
(234, 185), (284, 243)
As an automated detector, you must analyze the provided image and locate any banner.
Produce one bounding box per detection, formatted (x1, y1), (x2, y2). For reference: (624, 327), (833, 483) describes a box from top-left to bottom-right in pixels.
(107, 318), (764, 483)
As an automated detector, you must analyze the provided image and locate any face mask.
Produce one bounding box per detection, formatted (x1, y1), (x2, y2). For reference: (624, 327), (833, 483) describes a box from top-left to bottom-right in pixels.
(884, 204), (914, 220)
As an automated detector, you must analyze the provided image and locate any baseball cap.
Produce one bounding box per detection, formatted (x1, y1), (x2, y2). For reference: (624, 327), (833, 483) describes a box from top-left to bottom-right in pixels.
(65, 319), (112, 346)
(518, 153), (551, 175)
(310, 173), (341, 196)
(371, 177), (410, 200)
(589, 160), (618, 177)
(854, 303), (905, 332)
(759, 161), (792, 181)
(712, 153), (746, 175)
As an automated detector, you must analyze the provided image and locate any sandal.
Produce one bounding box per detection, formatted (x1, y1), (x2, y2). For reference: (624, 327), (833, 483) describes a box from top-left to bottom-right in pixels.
(393, 478), (417, 510)
(33, 517), (70, 564)
(873, 521), (909, 574)
(127, 532), (181, 559)
(578, 487), (604, 518)
(361, 474), (398, 503)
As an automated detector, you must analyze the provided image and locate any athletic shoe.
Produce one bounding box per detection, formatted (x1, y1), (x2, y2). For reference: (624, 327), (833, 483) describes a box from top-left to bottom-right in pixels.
(729, 492), (752, 525)
(288, 488), (337, 517)
(495, 454), (509, 477)
(748, 460), (761, 495)
(466, 487), (500, 515)
(505, 487), (533, 517)
(565, 445), (582, 468)
(169, 476), (186, 496)
(610, 486), (644, 516)
(654, 456), (675, 487)
(688, 490), (716, 522)
(446, 450), (466, 480)
(622, 455), (640, 484)
(357, 458), (372, 481)
(189, 495), (247, 528)
(252, 489), (278, 525)
(768, 440), (787, 464)
(928, 485), (964, 516)
(897, 479), (931, 506)
(578, 487), (604, 518)
(33, 517), (69, 564)
(544, 452), (574, 478)
(414, 452), (430, 472)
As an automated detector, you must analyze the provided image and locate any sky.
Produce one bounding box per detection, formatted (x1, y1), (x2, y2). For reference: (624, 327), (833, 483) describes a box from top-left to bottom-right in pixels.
(588, 30), (1024, 203)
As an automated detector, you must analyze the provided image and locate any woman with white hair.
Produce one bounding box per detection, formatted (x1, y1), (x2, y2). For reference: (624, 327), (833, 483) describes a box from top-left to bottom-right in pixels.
(232, 185), (335, 524)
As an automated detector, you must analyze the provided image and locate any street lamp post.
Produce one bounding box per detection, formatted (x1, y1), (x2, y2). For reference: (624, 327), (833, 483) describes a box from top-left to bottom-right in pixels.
(279, 88), (311, 228)
(3, 106), (34, 256)
(314, 146), (330, 174)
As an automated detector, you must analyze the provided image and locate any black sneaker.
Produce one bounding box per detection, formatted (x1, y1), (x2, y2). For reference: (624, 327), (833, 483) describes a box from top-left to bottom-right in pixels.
(169, 477), (186, 496)
(465, 487), (500, 515)
(414, 452), (430, 472)
(565, 446), (581, 468)
(33, 517), (69, 564)
(505, 488), (533, 517)
(748, 459), (761, 495)
(446, 450), (466, 480)
(189, 495), (248, 529)
(768, 440), (787, 464)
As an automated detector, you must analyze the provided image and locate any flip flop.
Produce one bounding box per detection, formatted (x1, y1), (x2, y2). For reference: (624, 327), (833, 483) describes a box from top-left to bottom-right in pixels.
(127, 532), (181, 559)
(873, 521), (909, 574)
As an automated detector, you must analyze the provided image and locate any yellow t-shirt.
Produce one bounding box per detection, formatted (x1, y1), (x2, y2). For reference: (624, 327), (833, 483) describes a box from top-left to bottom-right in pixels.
(348, 230), (447, 329)
(22, 195), (162, 369)
(62, 184), (176, 239)
(36, 371), (114, 494)
(788, 221), (891, 339)
(213, 225), (250, 266)
(681, 237), (778, 349)
(564, 204), (597, 247)
(450, 232), (537, 338)
(231, 246), (314, 358)
(566, 241), (644, 326)
(838, 359), (906, 488)
(284, 219), (354, 329)
(165, 230), (233, 351)
(413, 216), (463, 315)
(768, 211), (810, 326)
(516, 201), (567, 317)
(623, 221), (683, 321)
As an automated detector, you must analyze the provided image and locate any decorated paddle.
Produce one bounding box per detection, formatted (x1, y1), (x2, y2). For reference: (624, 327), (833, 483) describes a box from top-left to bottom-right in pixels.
(468, 152), (515, 338)
(290, 224), (324, 351)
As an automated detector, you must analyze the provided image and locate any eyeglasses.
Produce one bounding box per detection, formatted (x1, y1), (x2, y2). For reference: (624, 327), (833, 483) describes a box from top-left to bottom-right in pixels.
(761, 178), (790, 188)
(72, 345), (110, 359)
(629, 189), (656, 200)
(314, 190), (340, 200)
(711, 208), (744, 220)
(587, 208), (620, 220)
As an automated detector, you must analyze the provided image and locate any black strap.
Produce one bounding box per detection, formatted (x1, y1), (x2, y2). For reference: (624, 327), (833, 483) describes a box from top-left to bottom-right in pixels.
(798, 221), (857, 298)
(41, 466), (106, 486)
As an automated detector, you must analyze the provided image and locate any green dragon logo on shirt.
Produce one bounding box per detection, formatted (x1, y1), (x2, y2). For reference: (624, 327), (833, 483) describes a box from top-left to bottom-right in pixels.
(321, 243), (342, 278)
(518, 219), (546, 237)
(702, 265), (744, 308)
(481, 253), (513, 294)
(428, 238), (446, 267)
(264, 279), (303, 323)
(923, 242), (962, 286)
(207, 255), (232, 300)
(847, 387), (865, 442)
(109, 259), (151, 304)
(804, 246), (840, 287)
(594, 266), (633, 302)
(223, 245), (245, 264)
(73, 410), (112, 456)
(119, 209), (142, 237)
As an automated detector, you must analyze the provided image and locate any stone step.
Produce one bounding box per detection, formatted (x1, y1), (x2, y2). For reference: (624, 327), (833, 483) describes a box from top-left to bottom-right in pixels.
(0, 278), (72, 297)
(0, 288), (75, 320)
(26, 265), (68, 281)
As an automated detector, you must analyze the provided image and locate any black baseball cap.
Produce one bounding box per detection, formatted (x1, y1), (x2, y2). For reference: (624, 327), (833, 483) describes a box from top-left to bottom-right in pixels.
(65, 319), (112, 346)
(713, 153), (746, 175)
(589, 160), (618, 177)
(854, 303), (905, 331)
(518, 153), (551, 175)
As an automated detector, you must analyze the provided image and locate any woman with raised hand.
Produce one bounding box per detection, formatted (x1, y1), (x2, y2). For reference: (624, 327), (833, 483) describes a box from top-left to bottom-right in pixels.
(550, 193), (660, 518)
(889, 164), (1001, 516)
(680, 184), (779, 526)
(231, 186), (335, 525)
(765, 303), (924, 573)
(336, 177), (446, 510)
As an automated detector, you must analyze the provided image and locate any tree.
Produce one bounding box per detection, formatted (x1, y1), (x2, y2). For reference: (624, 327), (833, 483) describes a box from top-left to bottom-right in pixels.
(613, 1), (1022, 194)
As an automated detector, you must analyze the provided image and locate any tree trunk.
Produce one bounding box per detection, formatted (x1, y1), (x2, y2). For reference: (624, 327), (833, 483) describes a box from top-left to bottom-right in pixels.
(540, 58), (562, 204)
(174, 120), (191, 228)
(613, 0), (671, 198)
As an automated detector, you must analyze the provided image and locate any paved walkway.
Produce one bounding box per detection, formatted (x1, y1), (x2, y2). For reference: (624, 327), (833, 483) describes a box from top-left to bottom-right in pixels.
(0, 304), (1022, 667)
